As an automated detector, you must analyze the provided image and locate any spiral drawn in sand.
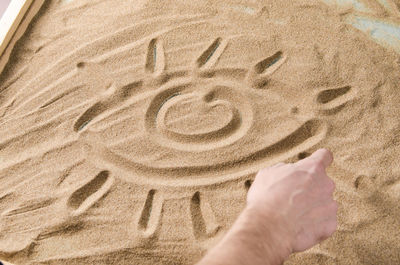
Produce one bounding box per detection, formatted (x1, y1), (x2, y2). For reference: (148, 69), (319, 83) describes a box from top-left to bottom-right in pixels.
(144, 73), (253, 151)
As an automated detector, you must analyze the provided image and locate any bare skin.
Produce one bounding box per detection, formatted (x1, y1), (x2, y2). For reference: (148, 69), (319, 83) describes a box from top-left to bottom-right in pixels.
(197, 149), (337, 265)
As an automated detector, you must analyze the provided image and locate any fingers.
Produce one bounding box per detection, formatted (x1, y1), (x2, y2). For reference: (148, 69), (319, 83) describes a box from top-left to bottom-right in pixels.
(308, 148), (334, 168)
(313, 148), (333, 168)
(296, 148), (333, 169)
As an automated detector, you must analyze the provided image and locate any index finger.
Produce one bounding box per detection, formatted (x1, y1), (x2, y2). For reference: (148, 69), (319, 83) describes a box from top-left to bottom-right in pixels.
(297, 148), (333, 169)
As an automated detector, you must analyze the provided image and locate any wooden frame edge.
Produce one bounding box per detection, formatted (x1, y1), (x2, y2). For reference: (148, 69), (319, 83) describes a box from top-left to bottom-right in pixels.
(0, 0), (45, 74)
(1, 260), (17, 265)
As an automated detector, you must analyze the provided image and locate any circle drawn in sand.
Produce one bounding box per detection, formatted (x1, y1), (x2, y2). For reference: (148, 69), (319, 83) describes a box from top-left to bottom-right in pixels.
(145, 77), (253, 151)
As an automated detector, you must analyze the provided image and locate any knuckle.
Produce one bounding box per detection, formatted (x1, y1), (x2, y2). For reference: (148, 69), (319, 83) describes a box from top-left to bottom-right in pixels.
(326, 179), (336, 193)
(318, 230), (330, 242)
(303, 173), (314, 185)
(315, 160), (325, 170)
(310, 161), (324, 174)
(327, 220), (338, 234)
(326, 200), (338, 211)
(321, 221), (337, 239)
(330, 179), (336, 190)
(330, 201), (339, 212)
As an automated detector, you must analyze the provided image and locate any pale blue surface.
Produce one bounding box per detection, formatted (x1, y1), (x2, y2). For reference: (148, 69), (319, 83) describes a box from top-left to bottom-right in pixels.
(323, 0), (370, 12)
(351, 16), (400, 48)
(350, 16), (400, 53)
(323, 0), (400, 53)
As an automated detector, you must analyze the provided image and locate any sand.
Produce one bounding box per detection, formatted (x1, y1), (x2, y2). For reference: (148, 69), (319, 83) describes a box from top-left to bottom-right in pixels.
(0, 0), (400, 264)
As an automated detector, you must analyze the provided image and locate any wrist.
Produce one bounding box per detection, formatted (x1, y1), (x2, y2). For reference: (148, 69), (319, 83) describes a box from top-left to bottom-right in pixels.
(238, 204), (293, 262)
(198, 204), (293, 265)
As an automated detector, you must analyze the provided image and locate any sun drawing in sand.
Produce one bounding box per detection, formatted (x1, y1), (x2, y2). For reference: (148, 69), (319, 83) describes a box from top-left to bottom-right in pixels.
(0, 20), (355, 260)
(68, 35), (336, 241)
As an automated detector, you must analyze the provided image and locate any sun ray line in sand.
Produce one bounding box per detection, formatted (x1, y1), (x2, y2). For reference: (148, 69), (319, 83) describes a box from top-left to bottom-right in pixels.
(57, 159), (87, 187)
(190, 191), (220, 239)
(9, 70), (78, 115)
(0, 139), (79, 172)
(0, 65), (28, 95)
(0, 97), (92, 132)
(0, 126), (78, 158)
(67, 170), (114, 216)
(39, 85), (85, 110)
(195, 37), (228, 69)
(2, 197), (57, 217)
(145, 38), (165, 76)
(246, 50), (287, 88)
(0, 158), (86, 198)
(73, 82), (145, 132)
(314, 85), (357, 115)
(137, 189), (163, 238)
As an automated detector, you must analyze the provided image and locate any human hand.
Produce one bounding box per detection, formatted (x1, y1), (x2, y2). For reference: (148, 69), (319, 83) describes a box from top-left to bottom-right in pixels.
(246, 149), (337, 253)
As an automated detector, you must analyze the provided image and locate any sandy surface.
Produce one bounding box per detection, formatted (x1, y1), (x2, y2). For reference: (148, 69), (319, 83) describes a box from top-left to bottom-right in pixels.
(1, 0), (400, 264)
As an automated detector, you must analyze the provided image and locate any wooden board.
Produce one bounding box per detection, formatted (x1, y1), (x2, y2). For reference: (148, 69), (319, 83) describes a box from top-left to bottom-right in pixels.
(0, 0), (45, 74)
(1, 260), (16, 265)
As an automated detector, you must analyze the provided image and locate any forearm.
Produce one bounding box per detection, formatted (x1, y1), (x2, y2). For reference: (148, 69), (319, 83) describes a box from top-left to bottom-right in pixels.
(197, 206), (292, 265)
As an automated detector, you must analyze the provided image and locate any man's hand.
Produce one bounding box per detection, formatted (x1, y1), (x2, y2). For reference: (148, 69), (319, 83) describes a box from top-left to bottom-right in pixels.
(247, 148), (337, 253)
(197, 149), (338, 265)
